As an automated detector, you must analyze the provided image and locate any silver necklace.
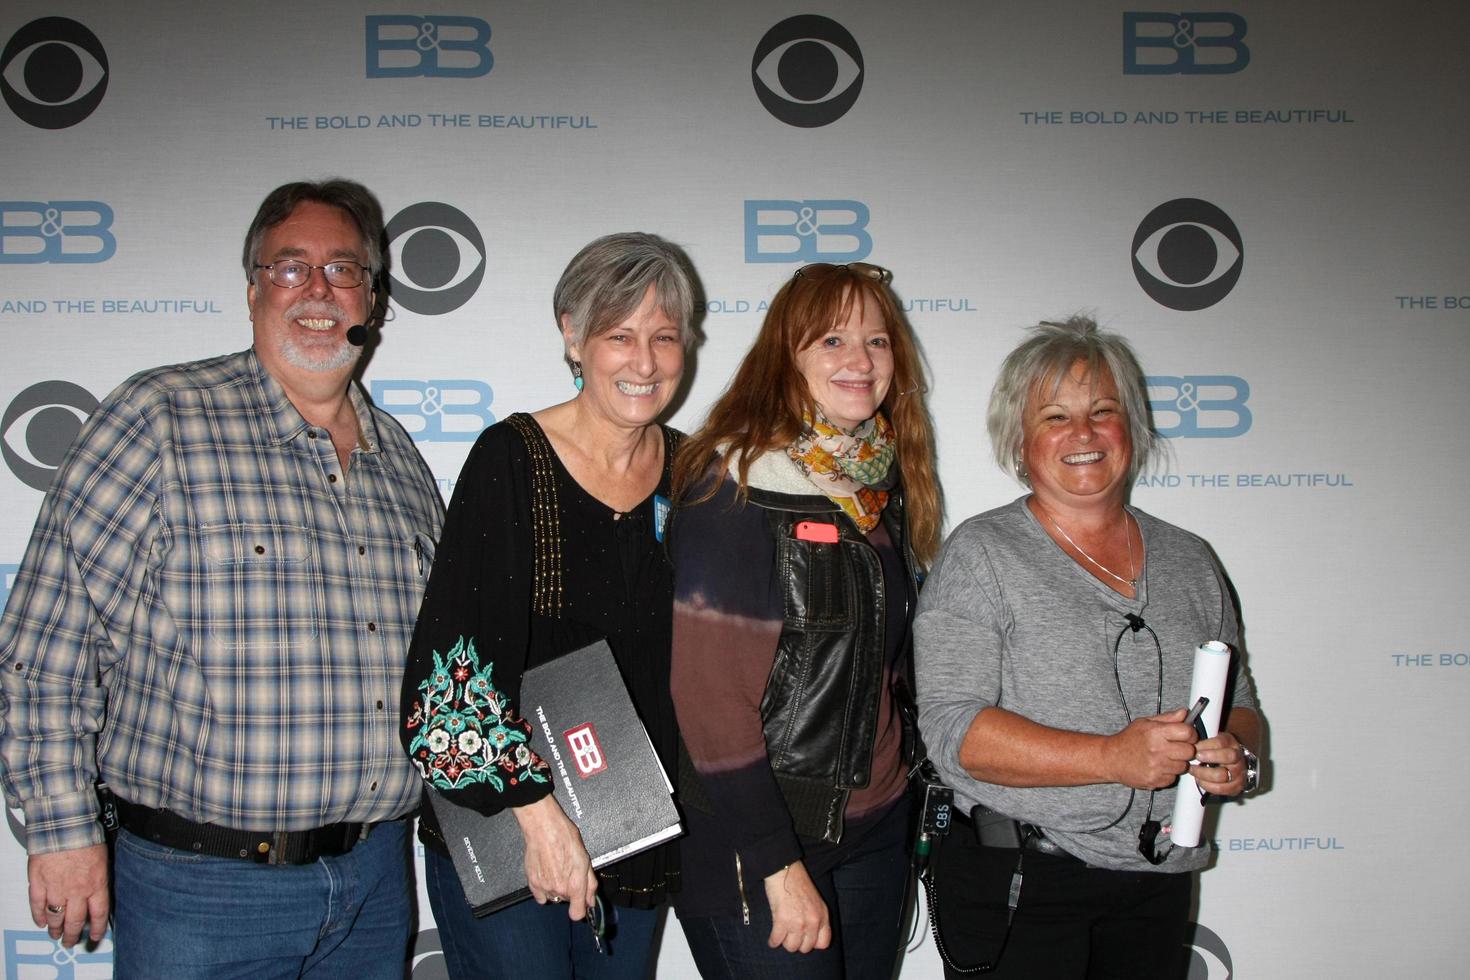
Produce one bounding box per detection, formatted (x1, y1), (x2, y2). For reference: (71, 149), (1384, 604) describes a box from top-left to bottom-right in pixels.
(1042, 508), (1138, 590)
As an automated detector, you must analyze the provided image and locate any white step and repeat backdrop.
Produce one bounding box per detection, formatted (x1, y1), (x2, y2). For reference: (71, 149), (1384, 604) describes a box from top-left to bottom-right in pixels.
(2, 2), (1467, 977)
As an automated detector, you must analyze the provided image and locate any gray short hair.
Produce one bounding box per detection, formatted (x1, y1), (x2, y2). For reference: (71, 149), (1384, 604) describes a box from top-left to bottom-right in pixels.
(553, 233), (696, 365)
(987, 316), (1158, 485)
(242, 179), (386, 282)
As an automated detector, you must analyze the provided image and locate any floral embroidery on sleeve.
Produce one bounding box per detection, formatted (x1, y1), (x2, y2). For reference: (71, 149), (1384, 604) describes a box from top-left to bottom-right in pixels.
(405, 636), (550, 792)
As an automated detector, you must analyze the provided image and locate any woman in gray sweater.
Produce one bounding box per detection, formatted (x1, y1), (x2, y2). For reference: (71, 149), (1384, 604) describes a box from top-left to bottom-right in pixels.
(913, 317), (1262, 978)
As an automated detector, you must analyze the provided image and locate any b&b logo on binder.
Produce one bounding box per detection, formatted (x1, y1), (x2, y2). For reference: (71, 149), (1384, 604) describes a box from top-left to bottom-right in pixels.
(430, 640), (682, 915)
(565, 724), (607, 778)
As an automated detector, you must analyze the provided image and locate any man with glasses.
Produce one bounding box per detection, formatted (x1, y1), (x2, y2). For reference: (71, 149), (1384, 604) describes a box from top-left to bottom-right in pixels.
(0, 179), (444, 977)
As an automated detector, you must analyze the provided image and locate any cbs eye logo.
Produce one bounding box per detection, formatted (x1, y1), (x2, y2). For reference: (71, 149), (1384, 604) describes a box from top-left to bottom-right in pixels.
(384, 202), (486, 316)
(1, 17), (108, 129)
(411, 928), (449, 979)
(752, 15), (863, 128)
(2, 380), (98, 491)
(1132, 199), (1243, 311)
(1185, 922), (1233, 979)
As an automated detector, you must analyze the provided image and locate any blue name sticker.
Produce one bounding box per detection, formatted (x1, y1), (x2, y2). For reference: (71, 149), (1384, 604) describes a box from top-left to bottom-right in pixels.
(654, 494), (671, 542)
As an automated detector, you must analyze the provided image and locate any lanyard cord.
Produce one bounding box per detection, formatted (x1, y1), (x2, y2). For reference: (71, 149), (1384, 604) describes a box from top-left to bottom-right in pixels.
(1112, 613), (1163, 724)
(920, 611), (1173, 974)
(1113, 613), (1172, 865)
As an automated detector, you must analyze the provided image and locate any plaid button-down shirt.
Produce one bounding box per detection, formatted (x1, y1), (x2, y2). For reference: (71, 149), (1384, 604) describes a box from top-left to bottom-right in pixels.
(0, 349), (444, 854)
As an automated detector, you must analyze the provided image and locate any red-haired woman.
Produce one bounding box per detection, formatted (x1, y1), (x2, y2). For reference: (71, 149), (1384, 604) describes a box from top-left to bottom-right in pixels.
(668, 262), (941, 979)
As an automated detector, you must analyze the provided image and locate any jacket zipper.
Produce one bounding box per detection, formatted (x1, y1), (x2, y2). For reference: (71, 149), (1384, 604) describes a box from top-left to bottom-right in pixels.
(734, 852), (751, 925)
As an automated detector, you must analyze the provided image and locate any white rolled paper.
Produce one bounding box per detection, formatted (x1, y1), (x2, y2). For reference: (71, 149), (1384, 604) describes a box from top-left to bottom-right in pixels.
(1169, 640), (1233, 847)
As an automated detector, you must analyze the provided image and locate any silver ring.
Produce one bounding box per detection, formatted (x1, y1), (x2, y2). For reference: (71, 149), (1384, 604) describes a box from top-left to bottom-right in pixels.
(548, 895), (564, 904)
(45, 904), (63, 915)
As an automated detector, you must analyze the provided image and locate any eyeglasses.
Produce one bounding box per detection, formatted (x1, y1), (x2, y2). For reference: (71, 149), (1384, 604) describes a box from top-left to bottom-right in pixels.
(793, 261), (893, 284)
(253, 258), (368, 289)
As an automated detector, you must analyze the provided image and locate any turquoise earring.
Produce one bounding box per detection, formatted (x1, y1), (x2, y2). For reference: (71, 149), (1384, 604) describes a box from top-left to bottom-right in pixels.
(571, 360), (583, 391)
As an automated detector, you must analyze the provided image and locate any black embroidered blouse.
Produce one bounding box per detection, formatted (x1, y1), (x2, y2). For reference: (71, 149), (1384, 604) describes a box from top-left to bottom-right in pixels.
(400, 413), (681, 906)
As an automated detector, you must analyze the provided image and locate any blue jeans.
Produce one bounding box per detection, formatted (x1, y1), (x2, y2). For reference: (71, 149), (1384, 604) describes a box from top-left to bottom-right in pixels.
(112, 819), (411, 980)
(425, 845), (661, 980)
(677, 804), (910, 980)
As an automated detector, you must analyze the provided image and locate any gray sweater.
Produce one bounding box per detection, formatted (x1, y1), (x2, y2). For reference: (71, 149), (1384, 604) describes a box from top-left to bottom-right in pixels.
(914, 497), (1256, 872)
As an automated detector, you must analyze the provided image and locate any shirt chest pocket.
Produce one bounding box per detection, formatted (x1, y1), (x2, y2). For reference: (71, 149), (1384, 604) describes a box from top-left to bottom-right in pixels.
(777, 534), (855, 633)
(200, 523), (321, 647)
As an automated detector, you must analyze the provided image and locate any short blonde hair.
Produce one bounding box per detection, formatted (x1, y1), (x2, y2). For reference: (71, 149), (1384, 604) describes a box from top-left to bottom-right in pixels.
(987, 316), (1157, 485)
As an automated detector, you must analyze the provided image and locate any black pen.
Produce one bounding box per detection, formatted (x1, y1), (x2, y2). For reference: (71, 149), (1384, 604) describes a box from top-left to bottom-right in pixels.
(1183, 695), (1210, 742)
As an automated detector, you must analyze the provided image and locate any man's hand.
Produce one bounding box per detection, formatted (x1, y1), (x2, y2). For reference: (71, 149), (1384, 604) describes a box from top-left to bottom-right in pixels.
(28, 845), (109, 947)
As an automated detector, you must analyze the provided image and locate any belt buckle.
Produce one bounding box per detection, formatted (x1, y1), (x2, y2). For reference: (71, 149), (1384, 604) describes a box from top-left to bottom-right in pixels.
(265, 830), (293, 866)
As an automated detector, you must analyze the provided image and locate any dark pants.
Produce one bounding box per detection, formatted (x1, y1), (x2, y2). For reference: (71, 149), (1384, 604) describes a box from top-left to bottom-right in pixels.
(677, 803), (910, 980)
(928, 825), (1191, 979)
(424, 845), (661, 980)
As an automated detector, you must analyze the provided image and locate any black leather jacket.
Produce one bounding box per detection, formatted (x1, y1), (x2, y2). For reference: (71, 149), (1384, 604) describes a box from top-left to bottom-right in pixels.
(738, 479), (919, 843)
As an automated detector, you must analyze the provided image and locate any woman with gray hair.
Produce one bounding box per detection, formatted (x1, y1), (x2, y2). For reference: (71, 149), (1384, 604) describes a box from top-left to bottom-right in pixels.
(913, 317), (1263, 977)
(400, 232), (696, 979)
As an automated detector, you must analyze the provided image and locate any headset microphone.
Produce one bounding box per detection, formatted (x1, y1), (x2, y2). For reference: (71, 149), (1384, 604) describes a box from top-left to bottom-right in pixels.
(346, 324), (368, 347)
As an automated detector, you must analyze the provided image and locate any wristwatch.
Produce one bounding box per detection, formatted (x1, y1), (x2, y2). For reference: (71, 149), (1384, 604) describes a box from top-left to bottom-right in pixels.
(1240, 747), (1261, 794)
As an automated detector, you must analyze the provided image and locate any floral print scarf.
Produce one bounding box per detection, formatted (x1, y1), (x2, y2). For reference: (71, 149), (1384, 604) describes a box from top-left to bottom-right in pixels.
(786, 409), (897, 533)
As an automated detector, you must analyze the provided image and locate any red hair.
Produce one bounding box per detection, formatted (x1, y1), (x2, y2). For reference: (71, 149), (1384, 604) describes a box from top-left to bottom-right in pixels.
(673, 267), (941, 567)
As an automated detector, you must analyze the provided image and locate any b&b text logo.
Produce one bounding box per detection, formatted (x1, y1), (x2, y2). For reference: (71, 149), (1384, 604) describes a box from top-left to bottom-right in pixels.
(2, 380), (98, 490)
(4, 928), (113, 977)
(366, 16), (492, 78)
(564, 723), (607, 778)
(370, 380), (495, 441)
(1, 563), (18, 611)
(1, 17), (108, 128)
(744, 200), (871, 263)
(0, 201), (115, 264)
(1123, 13), (1250, 74)
(385, 203), (486, 315)
(1132, 199), (1242, 310)
(752, 15), (864, 127)
(1147, 375), (1251, 438)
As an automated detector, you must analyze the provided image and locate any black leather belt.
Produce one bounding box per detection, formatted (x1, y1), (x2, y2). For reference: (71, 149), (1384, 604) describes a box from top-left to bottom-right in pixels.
(953, 805), (1075, 859)
(113, 797), (373, 866)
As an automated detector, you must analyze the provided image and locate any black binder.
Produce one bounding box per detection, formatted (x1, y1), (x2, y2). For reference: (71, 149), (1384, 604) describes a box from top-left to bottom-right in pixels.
(427, 639), (682, 916)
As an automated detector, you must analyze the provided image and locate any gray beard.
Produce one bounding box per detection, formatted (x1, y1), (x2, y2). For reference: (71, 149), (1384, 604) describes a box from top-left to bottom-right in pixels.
(281, 334), (359, 373)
